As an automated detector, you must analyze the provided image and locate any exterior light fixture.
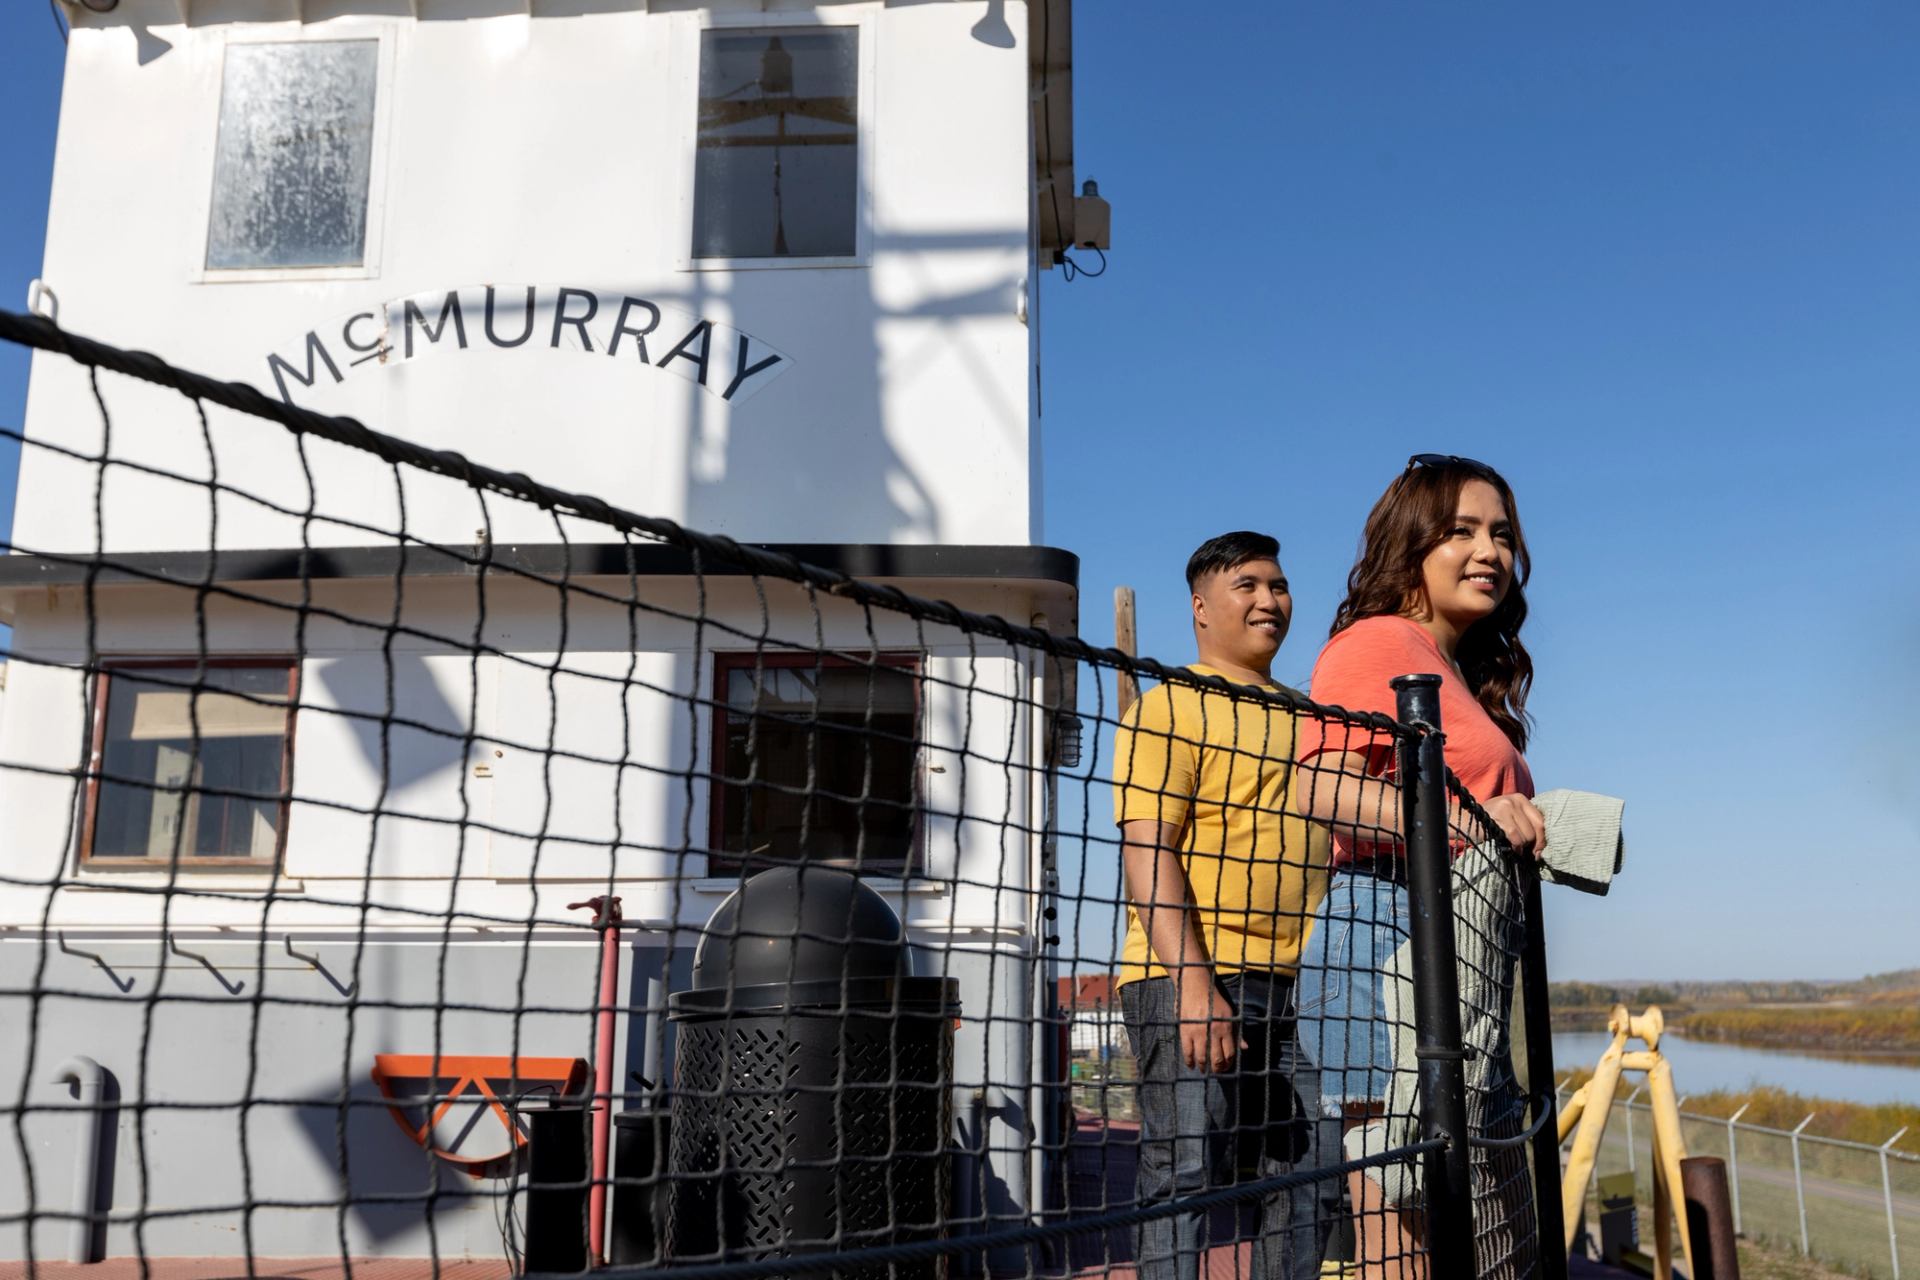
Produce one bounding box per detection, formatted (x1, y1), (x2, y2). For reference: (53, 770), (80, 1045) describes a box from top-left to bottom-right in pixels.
(1073, 178), (1111, 250)
(1051, 713), (1084, 770)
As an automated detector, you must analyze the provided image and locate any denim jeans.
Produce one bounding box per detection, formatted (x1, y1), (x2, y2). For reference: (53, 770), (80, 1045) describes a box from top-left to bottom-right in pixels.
(1295, 872), (1412, 1111)
(1119, 971), (1335, 1280)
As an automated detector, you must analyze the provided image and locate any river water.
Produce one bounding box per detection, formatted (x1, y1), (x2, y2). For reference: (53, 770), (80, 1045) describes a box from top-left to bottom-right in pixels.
(1551, 1032), (1920, 1106)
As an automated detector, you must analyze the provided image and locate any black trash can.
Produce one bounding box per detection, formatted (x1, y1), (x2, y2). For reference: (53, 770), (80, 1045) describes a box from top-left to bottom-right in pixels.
(611, 1108), (670, 1266)
(519, 1097), (590, 1274)
(664, 866), (959, 1279)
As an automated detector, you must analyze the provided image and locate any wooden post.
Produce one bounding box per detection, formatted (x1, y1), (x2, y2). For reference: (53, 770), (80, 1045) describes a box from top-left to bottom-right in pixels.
(1113, 586), (1138, 719)
(1680, 1157), (1741, 1280)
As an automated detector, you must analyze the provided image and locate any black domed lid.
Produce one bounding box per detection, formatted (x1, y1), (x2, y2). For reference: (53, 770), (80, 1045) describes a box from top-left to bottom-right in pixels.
(688, 865), (913, 992)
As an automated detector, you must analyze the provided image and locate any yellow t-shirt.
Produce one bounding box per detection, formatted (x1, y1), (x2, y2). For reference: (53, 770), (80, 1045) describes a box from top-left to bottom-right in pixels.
(1111, 665), (1330, 988)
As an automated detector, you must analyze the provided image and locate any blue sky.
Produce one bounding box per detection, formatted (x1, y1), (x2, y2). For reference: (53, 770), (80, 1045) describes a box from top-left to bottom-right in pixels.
(3, 3), (1916, 982)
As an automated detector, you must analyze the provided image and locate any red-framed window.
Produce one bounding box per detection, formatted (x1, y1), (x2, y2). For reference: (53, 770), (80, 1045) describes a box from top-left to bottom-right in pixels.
(708, 651), (920, 876)
(81, 659), (299, 869)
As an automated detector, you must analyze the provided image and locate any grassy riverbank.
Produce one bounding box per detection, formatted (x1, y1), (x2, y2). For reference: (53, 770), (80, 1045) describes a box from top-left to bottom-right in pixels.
(1579, 1205), (1863, 1280)
(1679, 1005), (1920, 1053)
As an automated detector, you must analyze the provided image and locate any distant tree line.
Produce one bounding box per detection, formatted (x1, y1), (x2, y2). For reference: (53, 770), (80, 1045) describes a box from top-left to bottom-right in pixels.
(1682, 1006), (1920, 1052)
(1549, 968), (1919, 1014)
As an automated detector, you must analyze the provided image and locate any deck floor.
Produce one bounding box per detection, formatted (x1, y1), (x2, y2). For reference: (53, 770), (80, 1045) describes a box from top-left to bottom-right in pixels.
(5, 1112), (1633, 1280)
(1, 1248), (1636, 1279)
(0, 1264), (511, 1280)
(1062, 1113), (1635, 1280)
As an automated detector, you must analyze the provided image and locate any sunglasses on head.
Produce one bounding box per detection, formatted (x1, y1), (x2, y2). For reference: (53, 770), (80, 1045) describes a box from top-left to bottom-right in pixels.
(1405, 453), (1501, 481)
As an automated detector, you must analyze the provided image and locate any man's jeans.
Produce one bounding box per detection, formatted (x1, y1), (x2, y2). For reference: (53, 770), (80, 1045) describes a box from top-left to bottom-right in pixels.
(1120, 971), (1333, 1280)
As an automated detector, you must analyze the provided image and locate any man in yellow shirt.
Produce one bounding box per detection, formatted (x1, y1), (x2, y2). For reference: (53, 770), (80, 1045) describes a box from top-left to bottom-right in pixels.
(1112, 531), (1331, 1280)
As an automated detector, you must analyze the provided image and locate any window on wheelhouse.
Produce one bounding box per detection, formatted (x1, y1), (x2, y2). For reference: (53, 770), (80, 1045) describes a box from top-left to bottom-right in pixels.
(709, 653), (919, 876)
(84, 661), (297, 868)
(693, 28), (859, 260)
(206, 40), (379, 270)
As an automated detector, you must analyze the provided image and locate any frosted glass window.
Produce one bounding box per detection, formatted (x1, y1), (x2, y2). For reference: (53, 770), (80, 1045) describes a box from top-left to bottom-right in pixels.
(207, 41), (378, 270)
(694, 30), (858, 259)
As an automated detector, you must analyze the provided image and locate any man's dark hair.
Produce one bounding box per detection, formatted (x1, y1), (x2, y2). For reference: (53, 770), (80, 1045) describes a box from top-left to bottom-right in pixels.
(1185, 531), (1281, 591)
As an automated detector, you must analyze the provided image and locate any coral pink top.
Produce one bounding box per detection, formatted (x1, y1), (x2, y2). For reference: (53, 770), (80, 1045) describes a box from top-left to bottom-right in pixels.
(1298, 615), (1533, 867)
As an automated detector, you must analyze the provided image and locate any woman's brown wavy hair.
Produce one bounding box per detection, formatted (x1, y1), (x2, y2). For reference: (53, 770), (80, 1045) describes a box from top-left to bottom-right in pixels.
(1330, 460), (1534, 750)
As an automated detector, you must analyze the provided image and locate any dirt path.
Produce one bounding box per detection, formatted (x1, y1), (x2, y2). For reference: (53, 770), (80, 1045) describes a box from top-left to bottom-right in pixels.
(1735, 1155), (1919, 1214)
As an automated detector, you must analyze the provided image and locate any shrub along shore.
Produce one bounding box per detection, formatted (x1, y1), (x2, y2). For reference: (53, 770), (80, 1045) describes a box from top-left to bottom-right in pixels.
(1557, 1072), (1920, 1153)
(1679, 1006), (1920, 1053)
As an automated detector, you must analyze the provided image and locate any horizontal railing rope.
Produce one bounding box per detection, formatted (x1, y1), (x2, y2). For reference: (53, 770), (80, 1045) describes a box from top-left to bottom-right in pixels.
(527, 1143), (1446, 1280)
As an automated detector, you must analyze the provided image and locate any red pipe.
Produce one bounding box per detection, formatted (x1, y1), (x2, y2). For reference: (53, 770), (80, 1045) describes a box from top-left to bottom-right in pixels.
(569, 895), (623, 1266)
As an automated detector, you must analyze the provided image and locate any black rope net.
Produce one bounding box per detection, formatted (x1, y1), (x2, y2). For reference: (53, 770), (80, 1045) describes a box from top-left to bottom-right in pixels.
(0, 312), (1556, 1279)
(1445, 782), (1546, 1280)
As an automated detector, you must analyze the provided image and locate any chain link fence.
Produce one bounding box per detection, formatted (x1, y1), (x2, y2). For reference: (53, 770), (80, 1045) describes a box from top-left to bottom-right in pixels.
(1558, 1079), (1919, 1278)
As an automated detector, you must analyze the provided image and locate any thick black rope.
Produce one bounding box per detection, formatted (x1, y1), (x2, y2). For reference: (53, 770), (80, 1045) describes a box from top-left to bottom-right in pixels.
(528, 1142), (1445, 1280)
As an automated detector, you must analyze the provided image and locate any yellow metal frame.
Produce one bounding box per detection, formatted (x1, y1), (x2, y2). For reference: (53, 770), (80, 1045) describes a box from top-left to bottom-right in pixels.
(1557, 1005), (1694, 1278)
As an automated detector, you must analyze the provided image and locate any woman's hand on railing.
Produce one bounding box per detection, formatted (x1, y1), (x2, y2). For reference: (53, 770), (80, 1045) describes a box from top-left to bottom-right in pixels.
(1483, 792), (1548, 856)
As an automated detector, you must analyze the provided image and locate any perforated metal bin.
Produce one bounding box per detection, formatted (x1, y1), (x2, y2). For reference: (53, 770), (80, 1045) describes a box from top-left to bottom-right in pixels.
(663, 867), (959, 1280)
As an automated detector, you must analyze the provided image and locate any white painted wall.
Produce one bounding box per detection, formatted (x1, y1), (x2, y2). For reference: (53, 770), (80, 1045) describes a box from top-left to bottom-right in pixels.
(1068, 1007), (1122, 1055)
(17, 0), (1038, 555)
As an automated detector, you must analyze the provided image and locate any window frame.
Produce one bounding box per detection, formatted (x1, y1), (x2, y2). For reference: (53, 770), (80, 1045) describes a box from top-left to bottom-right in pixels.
(190, 25), (398, 285)
(706, 650), (922, 878)
(675, 10), (877, 273)
(79, 657), (301, 873)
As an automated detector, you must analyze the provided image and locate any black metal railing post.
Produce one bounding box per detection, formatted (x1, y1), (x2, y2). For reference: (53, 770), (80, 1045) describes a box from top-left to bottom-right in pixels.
(1391, 673), (1475, 1276)
(1519, 867), (1570, 1280)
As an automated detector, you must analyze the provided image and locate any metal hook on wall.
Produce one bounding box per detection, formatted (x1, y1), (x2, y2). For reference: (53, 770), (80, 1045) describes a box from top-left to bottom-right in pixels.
(284, 936), (356, 998)
(166, 933), (244, 995)
(55, 933), (135, 994)
(26, 278), (59, 323)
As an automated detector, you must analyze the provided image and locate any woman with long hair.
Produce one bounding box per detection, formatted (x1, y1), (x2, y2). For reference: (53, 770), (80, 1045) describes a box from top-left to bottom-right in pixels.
(1292, 455), (1547, 1277)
